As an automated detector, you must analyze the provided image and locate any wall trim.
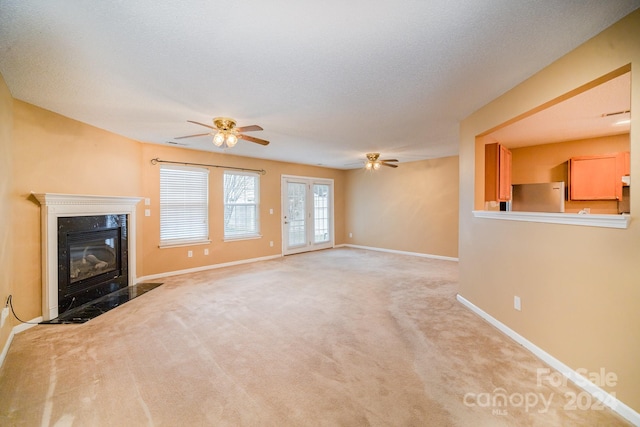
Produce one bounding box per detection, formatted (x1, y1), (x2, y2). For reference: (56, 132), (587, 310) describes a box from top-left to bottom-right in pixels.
(342, 244), (459, 262)
(456, 294), (640, 426)
(0, 317), (43, 368)
(137, 254), (283, 282)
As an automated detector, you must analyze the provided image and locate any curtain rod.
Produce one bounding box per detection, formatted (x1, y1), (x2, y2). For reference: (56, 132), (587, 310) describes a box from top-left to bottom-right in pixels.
(150, 158), (266, 175)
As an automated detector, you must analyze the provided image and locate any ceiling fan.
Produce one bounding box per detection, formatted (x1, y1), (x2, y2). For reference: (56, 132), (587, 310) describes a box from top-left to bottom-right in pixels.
(175, 117), (270, 148)
(365, 153), (399, 169)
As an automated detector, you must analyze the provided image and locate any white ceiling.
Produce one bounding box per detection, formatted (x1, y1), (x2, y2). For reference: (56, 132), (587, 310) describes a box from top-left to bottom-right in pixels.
(1, 1), (638, 169)
(488, 71), (631, 149)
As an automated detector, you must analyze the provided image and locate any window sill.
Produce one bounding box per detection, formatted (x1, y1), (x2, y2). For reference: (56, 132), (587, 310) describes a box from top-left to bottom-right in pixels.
(224, 234), (262, 242)
(159, 239), (211, 249)
(472, 211), (630, 229)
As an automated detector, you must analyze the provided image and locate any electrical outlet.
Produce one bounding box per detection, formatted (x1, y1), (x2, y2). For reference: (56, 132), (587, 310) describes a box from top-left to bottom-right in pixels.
(269, 241), (274, 247)
(514, 296), (521, 311)
(204, 248), (209, 255)
(1, 307), (9, 328)
(187, 250), (193, 258)
(349, 232), (353, 238)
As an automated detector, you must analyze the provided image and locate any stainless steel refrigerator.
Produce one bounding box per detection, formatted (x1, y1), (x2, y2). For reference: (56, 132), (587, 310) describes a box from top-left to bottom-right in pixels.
(511, 182), (565, 213)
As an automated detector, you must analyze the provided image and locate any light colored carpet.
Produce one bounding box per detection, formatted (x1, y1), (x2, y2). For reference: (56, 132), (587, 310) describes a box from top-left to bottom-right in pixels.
(0, 248), (630, 426)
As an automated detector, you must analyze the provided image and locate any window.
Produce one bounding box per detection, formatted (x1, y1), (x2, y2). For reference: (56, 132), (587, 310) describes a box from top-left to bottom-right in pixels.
(224, 171), (260, 239)
(159, 165), (209, 246)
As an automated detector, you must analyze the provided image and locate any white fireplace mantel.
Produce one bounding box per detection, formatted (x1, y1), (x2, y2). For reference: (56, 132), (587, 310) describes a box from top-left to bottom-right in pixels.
(33, 193), (143, 320)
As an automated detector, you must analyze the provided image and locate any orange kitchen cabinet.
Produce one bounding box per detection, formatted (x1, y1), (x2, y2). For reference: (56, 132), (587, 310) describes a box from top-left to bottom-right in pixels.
(485, 142), (512, 202)
(622, 151), (630, 176)
(569, 153), (627, 200)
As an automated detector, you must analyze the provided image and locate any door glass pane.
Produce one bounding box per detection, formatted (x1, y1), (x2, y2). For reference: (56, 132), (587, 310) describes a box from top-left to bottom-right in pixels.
(313, 184), (329, 243)
(288, 182), (306, 247)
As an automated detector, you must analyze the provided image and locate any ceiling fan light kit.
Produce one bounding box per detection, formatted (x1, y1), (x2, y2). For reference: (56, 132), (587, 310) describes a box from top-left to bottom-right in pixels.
(365, 153), (399, 170)
(175, 117), (270, 148)
(365, 160), (381, 170)
(212, 131), (238, 148)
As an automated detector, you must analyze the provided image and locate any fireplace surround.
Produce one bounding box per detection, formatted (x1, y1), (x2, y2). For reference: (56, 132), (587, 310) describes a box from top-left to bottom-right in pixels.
(34, 193), (142, 321)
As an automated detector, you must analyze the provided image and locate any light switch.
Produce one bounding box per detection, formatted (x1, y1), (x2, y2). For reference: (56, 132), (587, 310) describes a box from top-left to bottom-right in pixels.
(144, 209), (151, 217)
(144, 198), (151, 206)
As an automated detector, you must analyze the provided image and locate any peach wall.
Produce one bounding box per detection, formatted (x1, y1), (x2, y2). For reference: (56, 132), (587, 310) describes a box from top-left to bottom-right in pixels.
(344, 156), (459, 258)
(7, 99), (347, 328)
(459, 10), (640, 414)
(0, 73), (14, 346)
(139, 144), (346, 277)
(11, 100), (144, 321)
(511, 134), (630, 213)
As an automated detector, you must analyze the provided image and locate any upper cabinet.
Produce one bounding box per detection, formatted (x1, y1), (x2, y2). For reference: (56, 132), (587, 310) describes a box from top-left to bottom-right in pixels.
(569, 152), (629, 201)
(622, 151), (630, 176)
(485, 142), (512, 202)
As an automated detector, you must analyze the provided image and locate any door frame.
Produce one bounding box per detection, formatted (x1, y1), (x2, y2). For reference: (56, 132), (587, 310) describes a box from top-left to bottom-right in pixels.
(281, 174), (335, 255)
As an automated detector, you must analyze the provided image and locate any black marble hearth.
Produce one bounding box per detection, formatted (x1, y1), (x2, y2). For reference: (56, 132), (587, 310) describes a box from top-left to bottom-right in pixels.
(40, 282), (162, 324)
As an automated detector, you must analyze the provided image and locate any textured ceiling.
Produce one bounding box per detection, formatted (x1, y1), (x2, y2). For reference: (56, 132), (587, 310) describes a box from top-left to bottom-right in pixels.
(1, 1), (638, 169)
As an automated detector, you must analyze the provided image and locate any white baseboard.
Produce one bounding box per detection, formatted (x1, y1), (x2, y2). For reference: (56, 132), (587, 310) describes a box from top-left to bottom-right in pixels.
(456, 294), (640, 426)
(136, 254), (283, 282)
(342, 244), (459, 262)
(0, 316), (43, 368)
(0, 330), (14, 369)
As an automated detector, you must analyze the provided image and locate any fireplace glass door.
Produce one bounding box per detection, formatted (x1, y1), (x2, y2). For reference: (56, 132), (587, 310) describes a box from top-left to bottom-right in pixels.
(68, 229), (119, 286)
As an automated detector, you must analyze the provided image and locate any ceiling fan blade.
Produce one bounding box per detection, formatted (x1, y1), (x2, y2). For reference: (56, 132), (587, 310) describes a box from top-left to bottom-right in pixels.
(174, 132), (211, 140)
(238, 134), (270, 146)
(187, 120), (216, 130)
(235, 124), (263, 133)
(381, 159), (399, 163)
(381, 162), (398, 168)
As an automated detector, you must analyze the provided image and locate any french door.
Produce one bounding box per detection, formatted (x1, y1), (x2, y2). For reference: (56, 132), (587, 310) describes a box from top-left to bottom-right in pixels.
(282, 175), (334, 255)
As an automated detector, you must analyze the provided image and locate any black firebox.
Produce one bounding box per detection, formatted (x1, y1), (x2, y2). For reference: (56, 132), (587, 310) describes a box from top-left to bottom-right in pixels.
(57, 215), (128, 315)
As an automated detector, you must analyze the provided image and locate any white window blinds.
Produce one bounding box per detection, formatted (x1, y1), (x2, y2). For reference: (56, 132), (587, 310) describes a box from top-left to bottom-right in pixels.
(224, 171), (260, 239)
(160, 165), (209, 245)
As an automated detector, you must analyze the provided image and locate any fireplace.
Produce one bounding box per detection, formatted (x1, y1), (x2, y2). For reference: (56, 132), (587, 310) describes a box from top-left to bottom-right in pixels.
(34, 193), (142, 320)
(57, 215), (128, 313)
